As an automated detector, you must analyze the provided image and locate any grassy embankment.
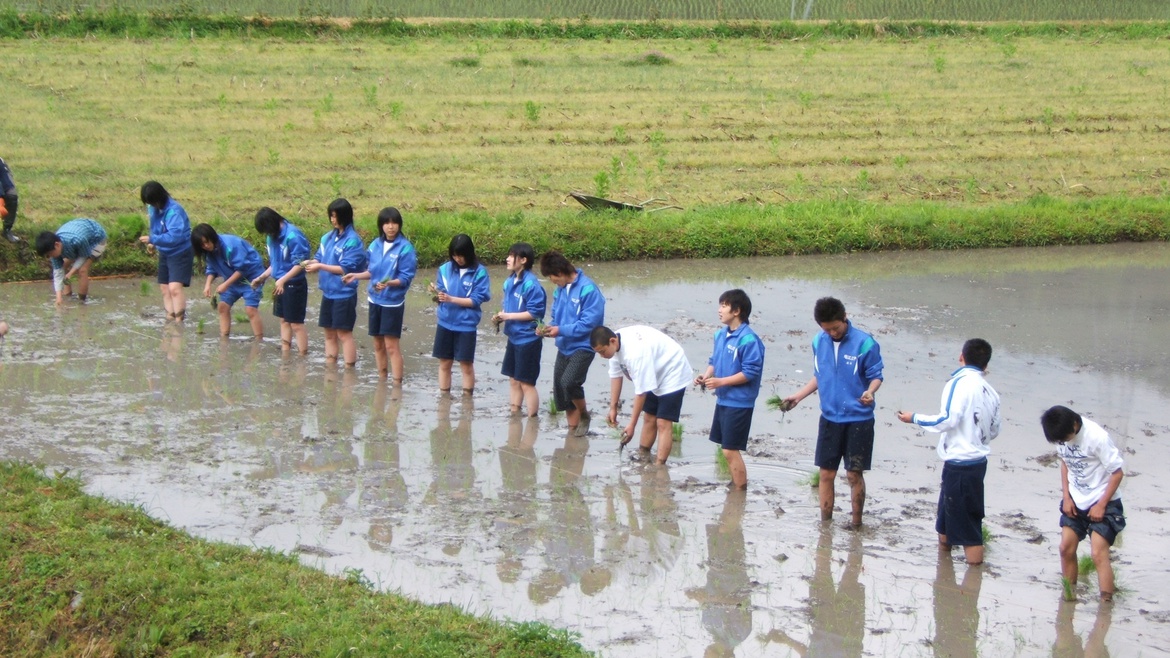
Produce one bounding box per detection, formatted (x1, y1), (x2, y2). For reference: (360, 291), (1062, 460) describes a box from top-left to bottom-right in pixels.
(0, 463), (592, 657)
(4, 13), (1170, 280)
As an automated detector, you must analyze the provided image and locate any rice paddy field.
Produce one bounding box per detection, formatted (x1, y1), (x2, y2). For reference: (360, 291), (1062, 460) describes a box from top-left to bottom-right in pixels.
(2, 0), (1168, 21)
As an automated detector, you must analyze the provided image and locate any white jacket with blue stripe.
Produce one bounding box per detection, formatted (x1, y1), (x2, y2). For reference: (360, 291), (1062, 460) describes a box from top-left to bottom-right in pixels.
(912, 365), (1001, 462)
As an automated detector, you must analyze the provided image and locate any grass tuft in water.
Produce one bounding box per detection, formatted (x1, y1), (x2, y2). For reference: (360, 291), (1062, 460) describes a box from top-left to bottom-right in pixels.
(1078, 555), (1096, 576)
(1061, 576), (1077, 601)
(715, 447), (730, 477)
(139, 281), (150, 296)
(672, 422), (683, 440)
(799, 470), (820, 488)
(547, 397), (559, 416)
(982, 524), (992, 544)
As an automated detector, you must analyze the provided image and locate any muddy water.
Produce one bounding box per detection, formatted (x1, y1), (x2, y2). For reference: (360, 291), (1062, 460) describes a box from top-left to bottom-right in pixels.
(2, 243), (1169, 657)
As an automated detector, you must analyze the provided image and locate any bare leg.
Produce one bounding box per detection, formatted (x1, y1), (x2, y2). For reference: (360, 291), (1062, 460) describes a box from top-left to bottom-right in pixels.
(280, 320), (293, 354)
(819, 467), (837, 521)
(565, 398), (588, 431)
(77, 260), (92, 300)
(159, 283), (175, 317)
(292, 323), (308, 355)
(1090, 532), (1115, 600)
(438, 358), (453, 391)
(509, 379), (523, 413)
(520, 381), (539, 417)
(217, 301), (232, 337)
(963, 545), (984, 565)
(167, 282), (187, 320)
(373, 335), (388, 377)
(386, 336), (403, 381)
(459, 360), (475, 393)
(246, 305), (263, 338)
(339, 329), (356, 366)
(846, 469), (866, 527)
(724, 448), (747, 489)
(1059, 526), (1081, 598)
(654, 416), (673, 464)
(323, 328), (340, 361)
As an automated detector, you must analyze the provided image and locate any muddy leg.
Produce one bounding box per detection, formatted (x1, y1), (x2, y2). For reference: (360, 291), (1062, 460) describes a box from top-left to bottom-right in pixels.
(819, 467), (837, 521)
(846, 469), (866, 527)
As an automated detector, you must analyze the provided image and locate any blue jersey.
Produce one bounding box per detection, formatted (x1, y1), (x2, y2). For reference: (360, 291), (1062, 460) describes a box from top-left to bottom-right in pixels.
(315, 225), (368, 300)
(708, 323), (765, 409)
(147, 198), (192, 257)
(549, 268), (605, 355)
(204, 233), (266, 283)
(266, 221), (311, 282)
(436, 261), (491, 332)
(811, 320), (884, 423)
(366, 234), (417, 307)
(501, 269), (546, 345)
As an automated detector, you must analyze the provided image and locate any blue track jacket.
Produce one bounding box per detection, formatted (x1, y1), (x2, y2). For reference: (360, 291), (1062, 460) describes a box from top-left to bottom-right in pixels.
(148, 198), (192, 257)
(266, 221), (310, 282)
(315, 226), (368, 300)
(550, 268), (605, 355)
(366, 234), (417, 307)
(812, 320), (883, 423)
(502, 270), (547, 345)
(204, 234), (266, 283)
(436, 261), (491, 332)
(708, 323), (765, 408)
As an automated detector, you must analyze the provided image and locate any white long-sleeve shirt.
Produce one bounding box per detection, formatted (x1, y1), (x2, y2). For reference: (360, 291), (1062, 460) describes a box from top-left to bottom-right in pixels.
(1058, 417), (1125, 509)
(912, 366), (1001, 462)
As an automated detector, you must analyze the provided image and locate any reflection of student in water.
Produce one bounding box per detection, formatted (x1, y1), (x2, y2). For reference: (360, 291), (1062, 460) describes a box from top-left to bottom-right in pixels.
(1053, 598), (1113, 658)
(424, 395), (477, 555)
(765, 525), (865, 657)
(529, 430), (609, 603)
(361, 381), (408, 551)
(496, 414), (539, 584)
(932, 546), (983, 658)
(298, 367), (360, 517)
(686, 488), (751, 658)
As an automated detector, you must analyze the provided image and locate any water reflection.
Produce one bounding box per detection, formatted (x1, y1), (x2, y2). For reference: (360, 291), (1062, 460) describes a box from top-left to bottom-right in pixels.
(932, 549), (983, 658)
(1053, 600), (1113, 658)
(495, 415), (539, 584)
(360, 382), (407, 551)
(686, 488), (751, 658)
(424, 395), (476, 556)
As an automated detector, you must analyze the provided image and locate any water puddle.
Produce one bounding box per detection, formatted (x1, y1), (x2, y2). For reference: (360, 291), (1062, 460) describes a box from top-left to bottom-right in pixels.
(2, 243), (1169, 656)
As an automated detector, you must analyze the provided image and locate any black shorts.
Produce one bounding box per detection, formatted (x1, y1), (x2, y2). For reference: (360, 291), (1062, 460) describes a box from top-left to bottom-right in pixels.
(1060, 498), (1126, 546)
(368, 303), (404, 338)
(318, 295), (357, 331)
(156, 248), (193, 286)
(936, 459), (987, 546)
(502, 339), (542, 385)
(552, 349), (595, 410)
(709, 405), (754, 452)
(432, 325), (477, 362)
(273, 279), (308, 325)
(643, 387), (685, 423)
(815, 417), (875, 472)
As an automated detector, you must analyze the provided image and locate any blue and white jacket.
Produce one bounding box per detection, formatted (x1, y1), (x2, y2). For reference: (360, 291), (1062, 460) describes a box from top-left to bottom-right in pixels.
(436, 261), (491, 332)
(204, 233), (266, 285)
(549, 268), (605, 355)
(812, 320), (883, 423)
(912, 365), (1001, 463)
(502, 270), (547, 345)
(315, 225), (368, 300)
(708, 323), (765, 409)
(148, 198), (192, 257)
(366, 234), (417, 307)
(266, 221), (311, 283)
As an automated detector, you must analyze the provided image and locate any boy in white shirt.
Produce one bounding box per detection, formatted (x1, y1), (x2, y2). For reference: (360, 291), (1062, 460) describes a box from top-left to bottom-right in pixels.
(592, 325), (693, 465)
(1040, 405), (1126, 601)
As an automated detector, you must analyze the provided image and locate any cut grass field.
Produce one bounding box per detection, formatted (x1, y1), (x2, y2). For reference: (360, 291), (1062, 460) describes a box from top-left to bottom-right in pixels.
(0, 462), (593, 657)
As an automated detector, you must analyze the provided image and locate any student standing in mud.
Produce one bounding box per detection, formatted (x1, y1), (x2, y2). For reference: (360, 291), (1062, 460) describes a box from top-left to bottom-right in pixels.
(783, 296), (884, 528)
(139, 181), (193, 322)
(539, 251), (605, 435)
(492, 242), (546, 416)
(433, 233), (490, 395)
(191, 223), (266, 339)
(1041, 405), (1126, 601)
(342, 207), (416, 382)
(897, 338), (1001, 565)
(252, 207), (311, 355)
(34, 218), (108, 305)
(592, 324), (692, 465)
(304, 198), (368, 367)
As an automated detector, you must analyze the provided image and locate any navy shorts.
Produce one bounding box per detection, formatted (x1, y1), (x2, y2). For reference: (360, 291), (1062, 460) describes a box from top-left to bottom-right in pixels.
(1060, 498), (1126, 546)
(709, 405), (754, 452)
(273, 279), (308, 324)
(815, 417), (875, 472)
(318, 295), (357, 331)
(219, 283), (262, 309)
(936, 459), (987, 546)
(502, 339), (542, 384)
(643, 387), (685, 423)
(433, 325), (477, 362)
(368, 303), (404, 338)
(156, 249), (193, 286)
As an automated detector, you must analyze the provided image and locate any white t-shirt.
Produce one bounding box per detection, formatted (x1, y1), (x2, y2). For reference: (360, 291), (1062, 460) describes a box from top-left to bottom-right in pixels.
(607, 325), (693, 396)
(1058, 417), (1125, 509)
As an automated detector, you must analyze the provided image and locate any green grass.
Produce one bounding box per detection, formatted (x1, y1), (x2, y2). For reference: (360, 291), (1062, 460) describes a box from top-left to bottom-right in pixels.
(0, 462), (592, 657)
(982, 523), (992, 544)
(1079, 555), (1096, 576)
(672, 422), (683, 440)
(799, 470), (820, 488)
(715, 447), (730, 477)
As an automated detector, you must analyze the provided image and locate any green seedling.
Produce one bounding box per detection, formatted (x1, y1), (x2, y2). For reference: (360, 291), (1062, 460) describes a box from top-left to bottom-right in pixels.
(380, 276), (391, 285)
(799, 470), (820, 488)
(233, 312), (248, 323)
(715, 447), (731, 477)
(534, 318), (547, 336)
(492, 313), (503, 334)
(196, 319), (206, 334)
(766, 394), (793, 412)
(1061, 576), (1077, 601)
(210, 294), (219, 310)
(139, 281), (150, 296)
(672, 422), (684, 441)
(1078, 555), (1096, 576)
(982, 524), (993, 545)
(547, 397), (559, 416)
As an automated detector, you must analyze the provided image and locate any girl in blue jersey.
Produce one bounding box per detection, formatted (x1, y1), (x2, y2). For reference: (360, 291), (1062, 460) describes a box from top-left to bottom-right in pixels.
(191, 223), (267, 339)
(304, 198), (369, 367)
(491, 242), (547, 416)
(433, 234), (491, 394)
(342, 207), (417, 382)
(139, 181), (193, 322)
(251, 207), (312, 355)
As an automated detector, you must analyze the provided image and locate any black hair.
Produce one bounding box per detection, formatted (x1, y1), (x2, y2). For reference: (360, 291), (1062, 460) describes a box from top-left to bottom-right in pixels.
(190, 223), (220, 266)
(718, 289), (752, 323)
(962, 338), (993, 370)
(377, 207), (403, 238)
(327, 198), (354, 229)
(140, 181), (170, 209)
(254, 207), (286, 237)
(507, 242), (536, 271)
(590, 325), (617, 348)
(813, 296), (846, 324)
(1041, 405), (1081, 444)
(448, 233), (478, 268)
(539, 251), (575, 277)
(34, 231), (60, 257)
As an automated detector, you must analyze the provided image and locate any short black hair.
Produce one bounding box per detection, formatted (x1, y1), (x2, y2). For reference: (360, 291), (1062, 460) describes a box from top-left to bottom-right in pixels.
(327, 198), (353, 228)
(718, 289), (752, 323)
(376, 207), (403, 236)
(34, 231), (60, 257)
(539, 251), (574, 277)
(1041, 405), (1081, 444)
(813, 297), (846, 324)
(448, 234), (478, 269)
(590, 325), (616, 348)
(254, 207), (285, 236)
(962, 338), (993, 370)
(507, 242), (536, 271)
(140, 181), (170, 208)
(190, 223), (220, 266)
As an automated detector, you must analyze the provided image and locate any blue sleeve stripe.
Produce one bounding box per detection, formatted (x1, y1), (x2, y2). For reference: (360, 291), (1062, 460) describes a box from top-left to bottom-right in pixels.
(918, 379), (959, 427)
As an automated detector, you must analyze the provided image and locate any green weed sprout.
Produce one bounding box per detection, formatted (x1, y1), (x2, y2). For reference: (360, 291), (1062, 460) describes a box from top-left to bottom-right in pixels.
(1078, 555), (1096, 576)
(766, 394), (793, 412)
(196, 319), (206, 334)
(715, 447), (730, 477)
(672, 422), (684, 440)
(210, 294), (219, 310)
(982, 524), (992, 545)
(139, 281), (150, 296)
(547, 398), (559, 416)
(1061, 576), (1077, 601)
(233, 312), (248, 323)
(799, 470), (820, 488)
